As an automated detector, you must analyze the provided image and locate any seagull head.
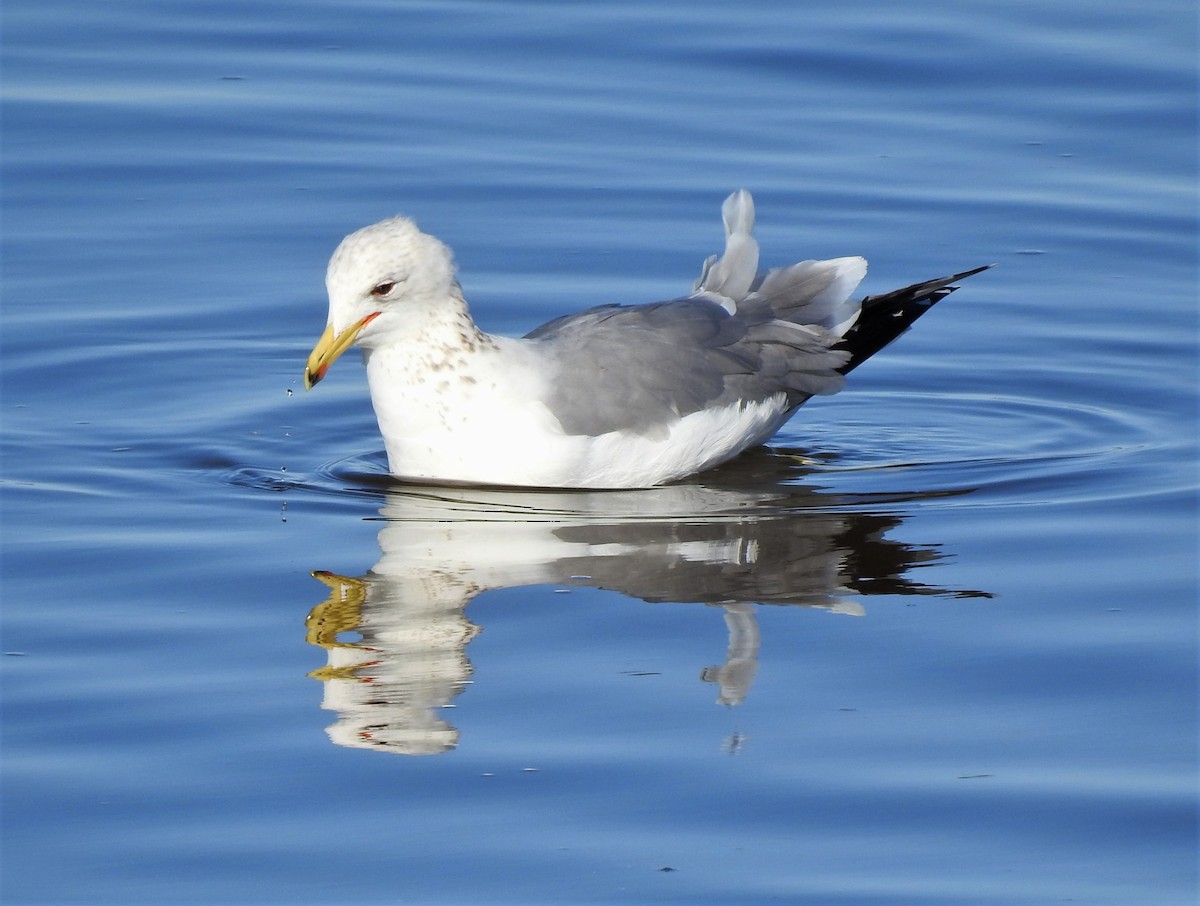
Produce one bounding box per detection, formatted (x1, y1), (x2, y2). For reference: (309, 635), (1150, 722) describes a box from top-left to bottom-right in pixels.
(304, 216), (457, 389)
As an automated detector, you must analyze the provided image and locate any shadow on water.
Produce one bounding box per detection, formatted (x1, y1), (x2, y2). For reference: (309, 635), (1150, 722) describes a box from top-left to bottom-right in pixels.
(233, 447), (993, 756)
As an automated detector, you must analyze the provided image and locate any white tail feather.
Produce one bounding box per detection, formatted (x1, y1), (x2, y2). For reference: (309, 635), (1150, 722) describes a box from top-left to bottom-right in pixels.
(694, 189), (760, 302)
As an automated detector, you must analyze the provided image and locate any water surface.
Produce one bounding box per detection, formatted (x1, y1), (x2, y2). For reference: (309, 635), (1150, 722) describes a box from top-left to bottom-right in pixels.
(2, 1), (1196, 904)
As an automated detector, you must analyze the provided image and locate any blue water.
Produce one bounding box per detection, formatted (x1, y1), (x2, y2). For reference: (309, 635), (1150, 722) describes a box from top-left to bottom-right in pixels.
(2, 1), (1196, 904)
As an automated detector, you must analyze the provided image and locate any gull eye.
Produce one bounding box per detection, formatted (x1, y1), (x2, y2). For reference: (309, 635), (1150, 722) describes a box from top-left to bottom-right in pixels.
(370, 281), (396, 297)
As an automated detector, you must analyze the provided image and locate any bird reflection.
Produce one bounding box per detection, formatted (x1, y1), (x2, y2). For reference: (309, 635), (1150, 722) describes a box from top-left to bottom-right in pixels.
(304, 449), (987, 755)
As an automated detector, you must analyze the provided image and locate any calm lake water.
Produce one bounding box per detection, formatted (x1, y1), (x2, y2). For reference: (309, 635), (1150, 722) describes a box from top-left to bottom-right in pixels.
(2, 1), (1196, 904)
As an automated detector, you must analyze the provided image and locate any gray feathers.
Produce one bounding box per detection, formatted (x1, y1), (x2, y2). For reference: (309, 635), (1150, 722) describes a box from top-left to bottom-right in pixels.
(525, 292), (850, 439)
(520, 190), (985, 441)
(523, 190), (863, 438)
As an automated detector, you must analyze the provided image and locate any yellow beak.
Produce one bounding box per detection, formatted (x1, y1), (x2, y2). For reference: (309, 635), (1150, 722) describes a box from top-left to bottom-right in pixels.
(303, 312), (380, 389)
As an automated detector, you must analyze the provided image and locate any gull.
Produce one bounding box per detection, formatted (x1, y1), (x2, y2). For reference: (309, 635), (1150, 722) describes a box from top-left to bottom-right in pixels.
(304, 190), (988, 489)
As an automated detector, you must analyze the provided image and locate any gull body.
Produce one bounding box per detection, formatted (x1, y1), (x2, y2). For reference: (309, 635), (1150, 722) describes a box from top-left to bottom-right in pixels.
(304, 191), (988, 489)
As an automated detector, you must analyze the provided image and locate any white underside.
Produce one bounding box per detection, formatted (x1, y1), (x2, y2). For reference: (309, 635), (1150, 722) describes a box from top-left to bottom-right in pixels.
(365, 337), (793, 489)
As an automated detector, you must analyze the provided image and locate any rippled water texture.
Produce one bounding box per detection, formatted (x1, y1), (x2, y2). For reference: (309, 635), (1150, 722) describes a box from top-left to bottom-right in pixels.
(2, 1), (1196, 904)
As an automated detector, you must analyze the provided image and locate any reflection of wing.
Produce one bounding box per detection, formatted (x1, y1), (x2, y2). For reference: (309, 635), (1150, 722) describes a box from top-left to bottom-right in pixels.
(304, 475), (988, 755)
(548, 510), (953, 607)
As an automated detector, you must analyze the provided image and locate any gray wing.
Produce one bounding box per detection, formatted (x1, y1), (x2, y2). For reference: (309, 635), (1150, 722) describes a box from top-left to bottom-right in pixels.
(521, 190), (986, 439)
(524, 296), (849, 438)
(523, 189), (856, 439)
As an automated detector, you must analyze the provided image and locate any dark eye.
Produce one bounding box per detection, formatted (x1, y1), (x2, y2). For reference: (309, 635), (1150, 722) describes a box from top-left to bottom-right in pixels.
(370, 281), (396, 297)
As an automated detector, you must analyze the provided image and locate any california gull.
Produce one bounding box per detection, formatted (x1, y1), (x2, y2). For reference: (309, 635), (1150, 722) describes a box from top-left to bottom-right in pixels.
(304, 190), (989, 488)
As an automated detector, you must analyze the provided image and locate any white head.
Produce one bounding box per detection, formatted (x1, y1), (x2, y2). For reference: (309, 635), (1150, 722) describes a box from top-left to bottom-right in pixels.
(305, 216), (460, 388)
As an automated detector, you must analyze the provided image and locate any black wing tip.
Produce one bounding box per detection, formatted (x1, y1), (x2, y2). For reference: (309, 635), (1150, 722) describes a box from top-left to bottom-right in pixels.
(835, 262), (992, 375)
(950, 263), (996, 281)
(905, 262), (995, 299)
(926, 263), (995, 302)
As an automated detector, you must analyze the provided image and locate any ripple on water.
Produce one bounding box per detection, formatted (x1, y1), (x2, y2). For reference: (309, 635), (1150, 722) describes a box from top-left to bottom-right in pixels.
(222, 388), (1169, 513)
(789, 390), (1169, 507)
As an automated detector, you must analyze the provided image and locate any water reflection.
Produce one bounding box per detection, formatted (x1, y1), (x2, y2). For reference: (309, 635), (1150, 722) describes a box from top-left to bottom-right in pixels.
(304, 459), (987, 755)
